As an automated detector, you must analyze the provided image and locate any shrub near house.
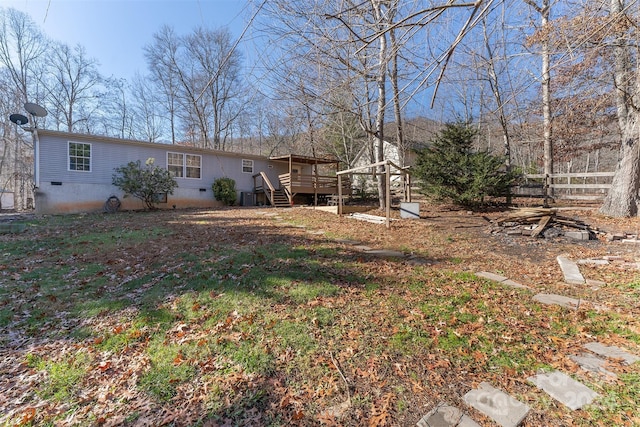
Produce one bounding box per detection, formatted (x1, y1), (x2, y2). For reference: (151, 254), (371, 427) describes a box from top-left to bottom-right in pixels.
(212, 177), (237, 206)
(112, 158), (178, 210)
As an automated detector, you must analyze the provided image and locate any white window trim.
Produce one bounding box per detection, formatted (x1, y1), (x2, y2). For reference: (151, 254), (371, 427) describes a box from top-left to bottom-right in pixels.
(167, 152), (202, 180)
(242, 159), (254, 174)
(167, 152), (184, 178)
(68, 141), (92, 172)
(185, 154), (202, 179)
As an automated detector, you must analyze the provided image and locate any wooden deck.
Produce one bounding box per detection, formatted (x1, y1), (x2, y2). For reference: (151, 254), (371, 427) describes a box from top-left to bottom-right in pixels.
(279, 173), (350, 196)
(253, 172), (350, 207)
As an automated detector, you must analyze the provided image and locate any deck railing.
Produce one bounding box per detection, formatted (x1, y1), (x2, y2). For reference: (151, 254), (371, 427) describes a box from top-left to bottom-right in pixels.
(253, 172), (277, 205)
(278, 173), (350, 192)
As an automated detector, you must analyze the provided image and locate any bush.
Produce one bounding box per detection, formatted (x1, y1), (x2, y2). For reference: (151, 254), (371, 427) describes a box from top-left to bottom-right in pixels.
(112, 158), (178, 210)
(413, 122), (519, 207)
(212, 177), (237, 206)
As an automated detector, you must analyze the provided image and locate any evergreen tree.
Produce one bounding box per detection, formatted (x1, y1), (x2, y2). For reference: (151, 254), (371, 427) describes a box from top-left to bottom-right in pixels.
(414, 123), (518, 207)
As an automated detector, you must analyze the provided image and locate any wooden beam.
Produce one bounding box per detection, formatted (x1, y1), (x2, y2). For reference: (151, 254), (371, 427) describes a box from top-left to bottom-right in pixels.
(338, 174), (343, 216)
(385, 162), (391, 229)
(531, 215), (551, 237)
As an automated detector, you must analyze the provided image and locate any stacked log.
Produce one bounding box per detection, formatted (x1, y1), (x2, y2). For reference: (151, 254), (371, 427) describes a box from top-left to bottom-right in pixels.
(491, 208), (595, 238)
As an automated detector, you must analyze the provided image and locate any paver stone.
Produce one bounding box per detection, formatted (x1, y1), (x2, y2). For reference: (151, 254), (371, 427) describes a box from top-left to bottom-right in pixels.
(528, 370), (599, 410)
(585, 342), (640, 365)
(557, 256), (585, 285)
(569, 353), (617, 380)
(416, 403), (479, 427)
(463, 382), (530, 427)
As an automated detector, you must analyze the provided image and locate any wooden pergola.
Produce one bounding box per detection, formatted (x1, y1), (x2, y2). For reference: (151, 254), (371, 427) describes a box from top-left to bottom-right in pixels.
(336, 159), (412, 229)
(269, 155), (348, 206)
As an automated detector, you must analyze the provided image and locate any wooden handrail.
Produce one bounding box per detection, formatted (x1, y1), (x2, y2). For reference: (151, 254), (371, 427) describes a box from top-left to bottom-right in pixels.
(254, 172), (277, 206)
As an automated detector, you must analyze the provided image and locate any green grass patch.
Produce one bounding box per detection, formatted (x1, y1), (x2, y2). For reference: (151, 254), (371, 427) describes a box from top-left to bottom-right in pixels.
(288, 281), (340, 304)
(273, 320), (316, 354)
(139, 340), (196, 401)
(390, 324), (432, 353)
(586, 369), (640, 423)
(27, 350), (92, 401)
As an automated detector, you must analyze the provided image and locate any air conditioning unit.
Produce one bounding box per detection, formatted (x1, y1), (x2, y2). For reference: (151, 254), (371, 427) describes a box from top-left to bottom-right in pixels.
(241, 192), (255, 207)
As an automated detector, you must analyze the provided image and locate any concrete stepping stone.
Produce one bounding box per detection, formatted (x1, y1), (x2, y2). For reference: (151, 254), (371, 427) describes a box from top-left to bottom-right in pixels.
(407, 255), (431, 266)
(586, 279), (606, 287)
(577, 258), (609, 266)
(417, 402), (479, 427)
(528, 370), (599, 410)
(584, 342), (640, 365)
(476, 272), (530, 289)
(463, 382), (530, 427)
(364, 249), (406, 258)
(533, 293), (581, 310)
(569, 353), (617, 380)
(557, 256), (585, 285)
(335, 239), (361, 245)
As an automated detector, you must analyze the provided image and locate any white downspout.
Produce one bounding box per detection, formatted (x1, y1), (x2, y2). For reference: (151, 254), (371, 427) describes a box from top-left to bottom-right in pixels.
(33, 128), (40, 189)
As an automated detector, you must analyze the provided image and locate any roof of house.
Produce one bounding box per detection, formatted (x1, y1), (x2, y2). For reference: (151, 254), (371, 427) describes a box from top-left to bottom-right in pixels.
(269, 154), (340, 165)
(36, 129), (273, 161)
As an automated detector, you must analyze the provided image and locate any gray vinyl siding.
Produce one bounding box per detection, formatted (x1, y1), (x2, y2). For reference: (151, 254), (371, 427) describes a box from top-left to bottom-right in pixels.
(36, 130), (287, 213)
(38, 132), (284, 190)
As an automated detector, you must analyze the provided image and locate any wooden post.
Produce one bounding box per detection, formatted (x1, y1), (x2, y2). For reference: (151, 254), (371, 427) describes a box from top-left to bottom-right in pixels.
(407, 173), (412, 203)
(338, 174), (343, 216)
(288, 156), (293, 205)
(314, 162), (318, 207)
(543, 174), (550, 208)
(385, 162), (391, 229)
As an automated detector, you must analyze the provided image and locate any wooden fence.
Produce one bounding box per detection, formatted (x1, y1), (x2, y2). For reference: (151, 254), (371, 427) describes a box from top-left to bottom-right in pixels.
(514, 172), (615, 201)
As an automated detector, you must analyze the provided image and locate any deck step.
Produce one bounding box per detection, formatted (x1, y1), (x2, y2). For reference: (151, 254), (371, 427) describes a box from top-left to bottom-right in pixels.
(270, 189), (291, 207)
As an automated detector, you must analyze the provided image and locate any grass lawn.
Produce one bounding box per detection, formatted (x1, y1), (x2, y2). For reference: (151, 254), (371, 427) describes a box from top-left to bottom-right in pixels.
(1, 206), (639, 426)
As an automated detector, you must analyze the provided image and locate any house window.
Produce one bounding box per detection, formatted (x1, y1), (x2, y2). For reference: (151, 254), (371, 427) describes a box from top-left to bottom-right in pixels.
(167, 152), (201, 179)
(167, 152), (184, 177)
(68, 142), (91, 171)
(185, 154), (201, 178)
(242, 159), (254, 174)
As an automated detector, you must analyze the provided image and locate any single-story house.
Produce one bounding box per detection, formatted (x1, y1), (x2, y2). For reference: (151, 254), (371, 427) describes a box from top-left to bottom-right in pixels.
(34, 130), (347, 214)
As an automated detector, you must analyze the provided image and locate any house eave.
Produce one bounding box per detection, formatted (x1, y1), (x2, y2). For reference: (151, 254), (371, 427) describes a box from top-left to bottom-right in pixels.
(36, 129), (270, 161)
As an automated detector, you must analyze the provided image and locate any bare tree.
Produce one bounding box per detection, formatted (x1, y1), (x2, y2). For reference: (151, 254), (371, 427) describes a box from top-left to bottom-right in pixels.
(0, 7), (47, 210)
(130, 72), (166, 142)
(144, 25), (181, 144)
(44, 42), (102, 133)
(144, 25), (243, 148)
(524, 0), (554, 197)
(257, 0), (498, 208)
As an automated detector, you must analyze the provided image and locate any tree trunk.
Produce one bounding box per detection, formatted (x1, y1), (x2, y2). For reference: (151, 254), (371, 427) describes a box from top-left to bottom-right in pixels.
(600, 116), (640, 216)
(373, 1), (388, 211)
(389, 24), (404, 167)
(600, 0), (640, 217)
(540, 1), (553, 197)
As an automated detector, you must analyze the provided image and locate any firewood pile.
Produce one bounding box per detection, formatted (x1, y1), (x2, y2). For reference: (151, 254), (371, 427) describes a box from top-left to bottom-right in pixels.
(489, 208), (597, 239)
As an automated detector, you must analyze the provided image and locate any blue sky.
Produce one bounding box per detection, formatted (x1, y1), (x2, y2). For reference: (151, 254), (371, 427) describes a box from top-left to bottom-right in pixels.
(3, 0), (253, 80)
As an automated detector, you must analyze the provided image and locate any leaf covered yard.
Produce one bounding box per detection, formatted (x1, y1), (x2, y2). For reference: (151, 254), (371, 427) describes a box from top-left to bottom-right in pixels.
(1, 206), (640, 426)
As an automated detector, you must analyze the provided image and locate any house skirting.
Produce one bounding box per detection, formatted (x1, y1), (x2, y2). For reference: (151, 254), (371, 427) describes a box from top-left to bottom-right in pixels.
(35, 182), (221, 214)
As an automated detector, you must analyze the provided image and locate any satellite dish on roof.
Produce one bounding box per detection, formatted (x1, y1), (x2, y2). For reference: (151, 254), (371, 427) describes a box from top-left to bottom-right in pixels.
(9, 114), (29, 126)
(24, 102), (47, 117)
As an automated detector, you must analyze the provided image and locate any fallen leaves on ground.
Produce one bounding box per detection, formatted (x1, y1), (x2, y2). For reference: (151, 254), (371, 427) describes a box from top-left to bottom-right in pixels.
(0, 203), (639, 426)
